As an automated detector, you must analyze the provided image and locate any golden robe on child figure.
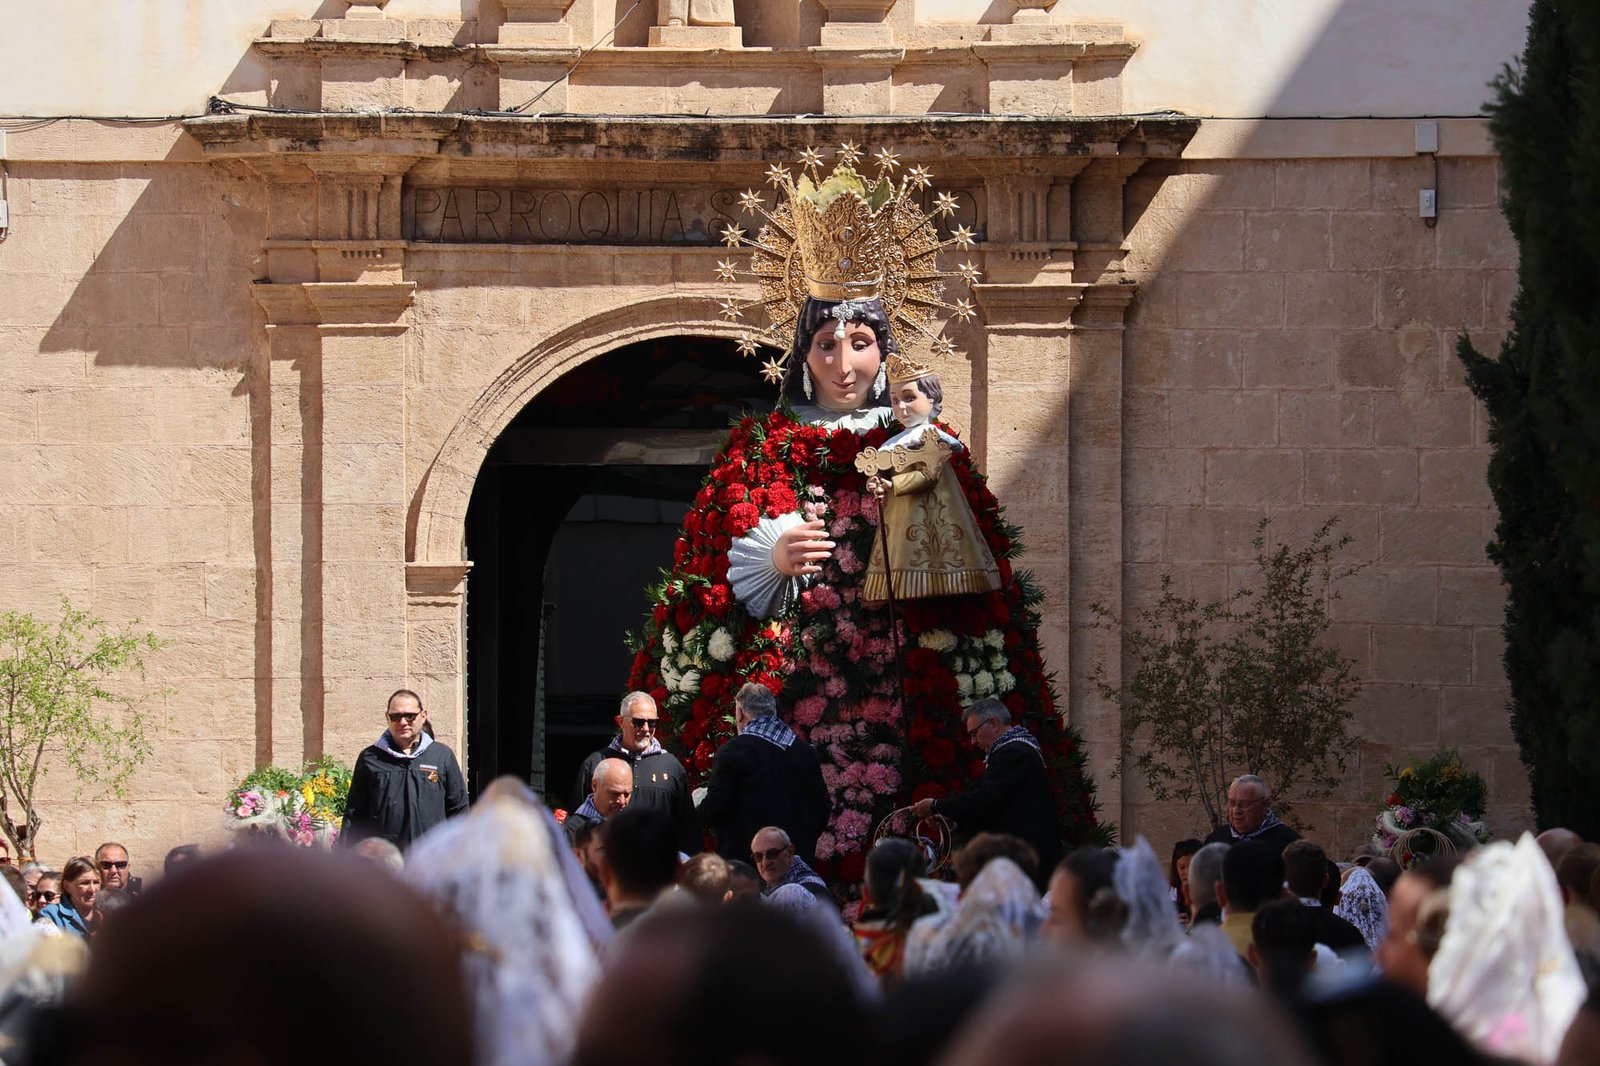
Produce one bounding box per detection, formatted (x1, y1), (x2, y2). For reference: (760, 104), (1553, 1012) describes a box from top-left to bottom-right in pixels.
(859, 361), (1001, 602)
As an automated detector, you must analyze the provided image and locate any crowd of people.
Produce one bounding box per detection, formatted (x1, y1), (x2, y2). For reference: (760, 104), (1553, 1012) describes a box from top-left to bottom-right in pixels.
(1, 686), (1598, 1066)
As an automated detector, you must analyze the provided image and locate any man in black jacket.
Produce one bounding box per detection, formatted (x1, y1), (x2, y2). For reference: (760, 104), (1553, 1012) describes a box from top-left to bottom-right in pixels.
(571, 692), (698, 854)
(697, 683), (830, 865)
(1203, 775), (1301, 854)
(340, 689), (469, 850)
(910, 697), (1060, 890)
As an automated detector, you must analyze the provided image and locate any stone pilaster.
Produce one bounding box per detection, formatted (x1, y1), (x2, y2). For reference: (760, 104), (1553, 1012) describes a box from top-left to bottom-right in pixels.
(972, 281), (1084, 734)
(406, 563), (473, 751)
(1068, 282), (1135, 829)
(251, 280), (416, 766)
(499, 0), (578, 46)
(810, 47), (903, 115)
(819, 0), (897, 47)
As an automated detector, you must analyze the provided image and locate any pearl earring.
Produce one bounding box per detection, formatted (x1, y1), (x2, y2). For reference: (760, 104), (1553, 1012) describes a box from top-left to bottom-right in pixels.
(802, 362), (814, 400)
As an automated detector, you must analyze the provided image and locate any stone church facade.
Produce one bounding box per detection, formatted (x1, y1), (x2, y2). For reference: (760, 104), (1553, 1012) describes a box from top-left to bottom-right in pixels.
(0, 0), (1528, 859)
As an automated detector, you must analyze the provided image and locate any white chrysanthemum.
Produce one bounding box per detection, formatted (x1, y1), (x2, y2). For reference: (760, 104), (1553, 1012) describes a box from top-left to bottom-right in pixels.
(985, 630), (1005, 650)
(675, 652), (696, 672)
(917, 629), (957, 652)
(679, 669), (702, 693)
(708, 629), (736, 662)
(662, 630), (678, 654)
(989, 652), (1007, 672)
(973, 670), (995, 696)
(955, 674), (974, 699)
(996, 670), (1016, 693)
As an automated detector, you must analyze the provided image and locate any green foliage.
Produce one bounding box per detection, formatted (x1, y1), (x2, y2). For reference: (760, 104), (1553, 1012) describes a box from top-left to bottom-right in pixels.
(1456, 0), (1600, 835)
(1382, 749), (1489, 823)
(0, 602), (167, 859)
(1093, 519), (1361, 831)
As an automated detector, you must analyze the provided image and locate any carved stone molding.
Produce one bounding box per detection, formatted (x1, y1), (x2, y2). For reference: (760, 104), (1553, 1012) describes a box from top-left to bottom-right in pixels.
(1070, 281), (1138, 330)
(253, 281), (417, 332)
(406, 561), (474, 600)
(1008, 0), (1057, 22)
(973, 281), (1086, 330)
(819, 0), (896, 45)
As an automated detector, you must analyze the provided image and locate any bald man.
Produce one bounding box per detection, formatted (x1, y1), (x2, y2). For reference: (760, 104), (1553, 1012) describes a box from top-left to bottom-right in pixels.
(565, 758), (633, 845)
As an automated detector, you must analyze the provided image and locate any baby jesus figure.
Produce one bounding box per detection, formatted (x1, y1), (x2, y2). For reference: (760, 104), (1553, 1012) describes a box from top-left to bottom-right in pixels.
(857, 367), (1001, 602)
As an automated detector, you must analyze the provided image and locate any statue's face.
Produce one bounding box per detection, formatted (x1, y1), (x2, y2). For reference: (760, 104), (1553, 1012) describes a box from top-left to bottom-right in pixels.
(891, 380), (934, 428)
(804, 321), (881, 411)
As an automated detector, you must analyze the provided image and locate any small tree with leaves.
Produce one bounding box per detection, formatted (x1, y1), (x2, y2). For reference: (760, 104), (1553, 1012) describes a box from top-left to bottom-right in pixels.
(1093, 519), (1362, 831)
(0, 602), (166, 858)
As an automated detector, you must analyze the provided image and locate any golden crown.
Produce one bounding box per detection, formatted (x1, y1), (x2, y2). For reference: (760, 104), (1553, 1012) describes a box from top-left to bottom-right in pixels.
(716, 144), (981, 384)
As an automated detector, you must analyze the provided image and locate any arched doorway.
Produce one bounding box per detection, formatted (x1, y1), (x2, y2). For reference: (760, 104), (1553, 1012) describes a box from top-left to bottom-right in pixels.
(463, 335), (769, 802)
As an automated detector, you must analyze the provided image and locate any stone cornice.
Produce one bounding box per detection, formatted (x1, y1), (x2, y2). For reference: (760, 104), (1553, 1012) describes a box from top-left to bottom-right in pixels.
(406, 561), (474, 598)
(973, 281), (1087, 327)
(253, 281), (417, 329)
(185, 113), (1199, 164)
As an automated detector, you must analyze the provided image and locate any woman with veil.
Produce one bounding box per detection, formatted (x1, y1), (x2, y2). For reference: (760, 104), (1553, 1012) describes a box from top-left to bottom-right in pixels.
(627, 147), (1105, 884)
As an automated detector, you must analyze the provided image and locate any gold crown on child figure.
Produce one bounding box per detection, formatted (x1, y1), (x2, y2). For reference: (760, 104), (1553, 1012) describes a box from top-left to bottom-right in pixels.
(716, 144), (982, 384)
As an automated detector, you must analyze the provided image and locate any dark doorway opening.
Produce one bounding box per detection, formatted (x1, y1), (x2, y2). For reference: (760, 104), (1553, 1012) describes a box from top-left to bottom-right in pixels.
(463, 336), (768, 805)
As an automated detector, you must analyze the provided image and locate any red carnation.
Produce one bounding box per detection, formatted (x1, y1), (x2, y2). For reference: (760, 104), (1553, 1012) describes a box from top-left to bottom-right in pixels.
(837, 851), (867, 885)
(700, 584), (732, 618)
(726, 502), (761, 536)
(718, 484), (749, 507)
(651, 686), (670, 706)
(997, 557), (1013, 584)
(828, 429), (861, 465)
(789, 439), (813, 467)
(674, 601), (696, 632)
(765, 483), (798, 517)
(702, 672), (727, 700)
(911, 781), (947, 802)
(702, 511), (722, 536)
(652, 604), (669, 625)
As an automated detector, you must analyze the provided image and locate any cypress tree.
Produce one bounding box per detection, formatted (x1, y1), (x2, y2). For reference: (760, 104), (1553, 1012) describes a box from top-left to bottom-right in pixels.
(1458, 0), (1600, 835)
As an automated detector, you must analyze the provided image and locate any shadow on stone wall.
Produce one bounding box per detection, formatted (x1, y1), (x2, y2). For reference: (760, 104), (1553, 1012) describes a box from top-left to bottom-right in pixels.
(1079, 0), (1531, 854)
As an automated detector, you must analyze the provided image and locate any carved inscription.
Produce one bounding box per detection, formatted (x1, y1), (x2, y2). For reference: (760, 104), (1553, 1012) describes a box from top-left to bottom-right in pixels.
(404, 185), (981, 245)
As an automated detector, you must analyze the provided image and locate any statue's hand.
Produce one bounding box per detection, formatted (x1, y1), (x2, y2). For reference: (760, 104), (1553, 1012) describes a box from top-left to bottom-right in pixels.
(771, 519), (834, 577)
(866, 475), (889, 500)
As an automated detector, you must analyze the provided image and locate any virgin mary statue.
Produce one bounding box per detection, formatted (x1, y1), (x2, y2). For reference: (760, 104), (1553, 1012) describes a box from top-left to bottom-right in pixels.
(627, 148), (1106, 883)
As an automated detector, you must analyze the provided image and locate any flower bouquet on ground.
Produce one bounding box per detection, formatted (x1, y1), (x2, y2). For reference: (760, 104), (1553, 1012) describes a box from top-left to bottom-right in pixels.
(1375, 748), (1489, 866)
(224, 756), (353, 848)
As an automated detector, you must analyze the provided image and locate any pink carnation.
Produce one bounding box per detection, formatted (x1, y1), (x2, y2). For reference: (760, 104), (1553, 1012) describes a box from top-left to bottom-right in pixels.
(822, 676), (848, 698)
(814, 832), (837, 860)
(834, 809), (872, 841)
(863, 763), (901, 794)
(793, 694), (827, 726)
(811, 584), (842, 610)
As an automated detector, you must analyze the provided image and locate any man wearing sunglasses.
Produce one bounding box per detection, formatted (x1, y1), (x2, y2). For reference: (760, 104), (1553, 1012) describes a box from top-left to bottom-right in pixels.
(95, 842), (143, 897)
(340, 689), (469, 850)
(569, 692), (697, 854)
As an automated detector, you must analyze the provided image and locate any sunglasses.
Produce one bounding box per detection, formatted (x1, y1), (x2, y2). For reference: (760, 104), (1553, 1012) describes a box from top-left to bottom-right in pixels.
(30, 890), (57, 903)
(752, 845), (791, 863)
(99, 860), (129, 871)
(387, 711), (421, 724)
(628, 717), (658, 730)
